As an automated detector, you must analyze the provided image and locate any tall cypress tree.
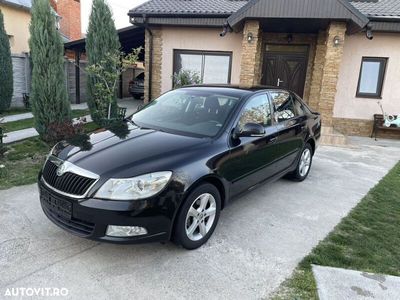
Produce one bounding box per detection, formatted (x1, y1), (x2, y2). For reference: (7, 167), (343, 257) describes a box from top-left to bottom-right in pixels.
(86, 0), (121, 123)
(29, 0), (71, 137)
(0, 9), (13, 112)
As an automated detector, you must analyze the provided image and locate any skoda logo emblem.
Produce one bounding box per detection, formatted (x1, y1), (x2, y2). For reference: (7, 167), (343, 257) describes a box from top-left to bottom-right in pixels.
(56, 163), (67, 176)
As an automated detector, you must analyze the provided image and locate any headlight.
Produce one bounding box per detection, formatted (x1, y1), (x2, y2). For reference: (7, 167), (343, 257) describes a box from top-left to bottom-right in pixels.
(95, 171), (172, 200)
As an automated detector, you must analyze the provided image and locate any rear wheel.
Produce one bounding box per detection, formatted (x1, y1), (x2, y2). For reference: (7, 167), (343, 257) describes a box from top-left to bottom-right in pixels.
(288, 143), (313, 181)
(173, 183), (221, 250)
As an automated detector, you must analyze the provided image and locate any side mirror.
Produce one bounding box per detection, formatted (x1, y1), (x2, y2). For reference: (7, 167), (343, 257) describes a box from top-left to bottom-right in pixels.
(234, 123), (265, 138)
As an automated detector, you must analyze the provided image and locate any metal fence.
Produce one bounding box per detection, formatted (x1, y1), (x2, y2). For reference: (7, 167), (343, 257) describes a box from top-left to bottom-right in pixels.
(11, 53), (31, 107)
(10, 54), (88, 107)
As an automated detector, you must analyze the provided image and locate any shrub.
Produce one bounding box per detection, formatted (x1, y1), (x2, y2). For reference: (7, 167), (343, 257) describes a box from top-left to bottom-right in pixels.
(29, 0), (71, 137)
(44, 121), (84, 144)
(85, 48), (141, 122)
(0, 10), (13, 112)
(172, 69), (202, 88)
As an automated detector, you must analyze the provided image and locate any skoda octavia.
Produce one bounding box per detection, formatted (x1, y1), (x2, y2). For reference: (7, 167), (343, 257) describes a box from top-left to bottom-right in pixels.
(39, 85), (321, 249)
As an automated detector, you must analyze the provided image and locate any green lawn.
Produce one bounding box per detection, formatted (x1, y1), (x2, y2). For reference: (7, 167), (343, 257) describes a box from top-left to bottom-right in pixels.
(1, 109), (90, 133)
(273, 161), (400, 299)
(0, 121), (101, 190)
(0, 107), (31, 117)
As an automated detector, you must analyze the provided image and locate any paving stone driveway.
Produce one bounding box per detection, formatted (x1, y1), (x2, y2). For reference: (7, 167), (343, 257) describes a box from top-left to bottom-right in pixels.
(0, 137), (399, 299)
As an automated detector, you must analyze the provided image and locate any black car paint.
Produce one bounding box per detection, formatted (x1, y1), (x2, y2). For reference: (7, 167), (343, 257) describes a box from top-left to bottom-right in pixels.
(39, 86), (321, 244)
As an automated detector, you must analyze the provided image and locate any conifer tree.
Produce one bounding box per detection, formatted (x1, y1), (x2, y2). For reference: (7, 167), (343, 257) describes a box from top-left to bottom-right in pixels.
(86, 0), (121, 123)
(29, 0), (71, 136)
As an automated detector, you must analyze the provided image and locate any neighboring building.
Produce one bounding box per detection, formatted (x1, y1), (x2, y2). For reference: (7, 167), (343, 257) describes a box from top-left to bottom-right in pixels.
(0, 0), (82, 54)
(0, 0), (82, 106)
(129, 0), (400, 138)
(0, 0), (31, 54)
(50, 0), (82, 42)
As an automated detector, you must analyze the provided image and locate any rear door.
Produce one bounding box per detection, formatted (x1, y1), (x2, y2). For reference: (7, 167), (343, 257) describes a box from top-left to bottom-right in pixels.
(269, 90), (307, 171)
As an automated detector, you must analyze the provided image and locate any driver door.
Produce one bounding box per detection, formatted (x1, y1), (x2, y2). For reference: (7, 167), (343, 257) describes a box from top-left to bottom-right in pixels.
(223, 94), (280, 196)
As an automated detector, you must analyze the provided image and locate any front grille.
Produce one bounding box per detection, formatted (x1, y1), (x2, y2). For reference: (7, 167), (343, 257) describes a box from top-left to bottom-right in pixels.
(42, 159), (96, 196)
(42, 205), (95, 236)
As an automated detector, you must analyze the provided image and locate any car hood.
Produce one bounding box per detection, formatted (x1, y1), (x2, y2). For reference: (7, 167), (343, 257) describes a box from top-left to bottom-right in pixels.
(53, 123), (209, 178)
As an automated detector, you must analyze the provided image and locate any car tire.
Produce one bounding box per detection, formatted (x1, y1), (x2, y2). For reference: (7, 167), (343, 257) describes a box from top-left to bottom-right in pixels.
(288, 143), (313, 182)
(173, 183), (221, 250)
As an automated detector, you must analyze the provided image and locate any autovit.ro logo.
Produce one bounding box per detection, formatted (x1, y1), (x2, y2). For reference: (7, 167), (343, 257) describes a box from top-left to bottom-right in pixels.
(4, 287), (69, 297)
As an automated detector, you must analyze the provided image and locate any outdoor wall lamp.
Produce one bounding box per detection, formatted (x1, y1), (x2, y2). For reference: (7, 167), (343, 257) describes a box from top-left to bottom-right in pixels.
(247, 32), (254, 43)
(333, 36), (340, 47)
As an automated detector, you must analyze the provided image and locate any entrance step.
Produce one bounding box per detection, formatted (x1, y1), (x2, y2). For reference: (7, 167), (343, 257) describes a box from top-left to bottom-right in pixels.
(320, 126), (348, 146)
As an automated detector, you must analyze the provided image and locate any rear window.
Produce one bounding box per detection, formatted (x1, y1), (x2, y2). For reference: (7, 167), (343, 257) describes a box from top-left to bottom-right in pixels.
(135, 73), (144, 80)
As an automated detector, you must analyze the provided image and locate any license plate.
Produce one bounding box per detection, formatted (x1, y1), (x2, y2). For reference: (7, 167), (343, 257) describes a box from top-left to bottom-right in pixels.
(41, 189), (72, 220)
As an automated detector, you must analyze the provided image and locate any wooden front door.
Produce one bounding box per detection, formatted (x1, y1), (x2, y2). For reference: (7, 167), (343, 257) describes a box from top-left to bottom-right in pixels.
(262, 44), (309, 97)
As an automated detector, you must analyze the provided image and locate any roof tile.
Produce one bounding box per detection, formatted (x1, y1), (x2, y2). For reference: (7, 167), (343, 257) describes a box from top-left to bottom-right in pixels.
(350, 0), (400, 18)
(130, 0), (400, 19)
(130, 0), (249, 16)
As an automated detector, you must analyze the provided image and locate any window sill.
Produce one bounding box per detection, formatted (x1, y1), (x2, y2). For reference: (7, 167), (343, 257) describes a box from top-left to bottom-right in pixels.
(355, 94), (382, 99)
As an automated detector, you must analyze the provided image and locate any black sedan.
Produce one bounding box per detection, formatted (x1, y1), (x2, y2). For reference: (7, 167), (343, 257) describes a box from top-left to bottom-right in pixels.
(39, 85), (321, 249)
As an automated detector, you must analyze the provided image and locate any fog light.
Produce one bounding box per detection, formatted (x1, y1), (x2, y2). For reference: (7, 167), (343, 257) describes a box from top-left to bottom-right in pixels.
(106, 225), (148, 237)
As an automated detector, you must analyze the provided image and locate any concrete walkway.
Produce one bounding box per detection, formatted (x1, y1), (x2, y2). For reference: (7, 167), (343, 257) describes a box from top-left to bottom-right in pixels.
(1, 103), (89, 124)
(313, 265), (400, 300)
(0, 137), (399, 299)
(2, 98), (142, 144)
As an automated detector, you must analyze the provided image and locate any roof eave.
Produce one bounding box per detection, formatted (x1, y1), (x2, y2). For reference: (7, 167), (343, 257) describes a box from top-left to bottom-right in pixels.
(0, 0), (31, 12)
(128, 11), (232, 19)
(227, 0), (370, 31)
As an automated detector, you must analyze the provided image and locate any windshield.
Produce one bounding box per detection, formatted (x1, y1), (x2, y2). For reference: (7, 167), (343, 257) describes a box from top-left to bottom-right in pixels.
(131, 89), (241, 137)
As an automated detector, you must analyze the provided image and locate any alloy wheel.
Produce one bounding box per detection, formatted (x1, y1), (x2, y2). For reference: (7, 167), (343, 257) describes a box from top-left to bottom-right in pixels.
(185, 193), (217, 241)
(299, 148), (311, 177)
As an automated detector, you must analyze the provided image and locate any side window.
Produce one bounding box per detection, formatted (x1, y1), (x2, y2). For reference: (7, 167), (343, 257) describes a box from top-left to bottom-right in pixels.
(293, 96), (305, 116)
(238, 94), (271, 129)
(295, 94), (313, 114)
(270, 91), (296, 122)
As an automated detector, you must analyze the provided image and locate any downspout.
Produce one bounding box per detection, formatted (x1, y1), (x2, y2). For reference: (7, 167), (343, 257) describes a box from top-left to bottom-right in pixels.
(220, 22), (233, 37)
(143, 14), (153, 101)
(129, 13), (153, 101)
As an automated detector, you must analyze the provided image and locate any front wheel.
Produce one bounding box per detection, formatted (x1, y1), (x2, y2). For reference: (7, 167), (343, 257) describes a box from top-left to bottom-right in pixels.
(288, 143), (313, 181)
(173, 183), (221, 250)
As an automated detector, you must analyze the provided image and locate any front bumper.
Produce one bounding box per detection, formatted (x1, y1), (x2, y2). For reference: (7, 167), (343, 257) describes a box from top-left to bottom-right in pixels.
(38, 177), (181, 244)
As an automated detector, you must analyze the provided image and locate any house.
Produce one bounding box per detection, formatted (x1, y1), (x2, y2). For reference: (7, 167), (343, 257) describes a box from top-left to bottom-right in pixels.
(128, 0), (400, 138)
(0, 0), (82, 53)
(0, 0), (82, 106)
(0, 0), (31, 54)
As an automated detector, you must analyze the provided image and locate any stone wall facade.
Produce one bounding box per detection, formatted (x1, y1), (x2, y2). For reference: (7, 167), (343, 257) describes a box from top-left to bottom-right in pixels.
(144, 27), (163, 103)
(239, 21), (262, 86)
(308, 30), (327, 111)
(317, 22), (347, 127)
(333, 118), (373, 137)
(333, 118), (400, 139)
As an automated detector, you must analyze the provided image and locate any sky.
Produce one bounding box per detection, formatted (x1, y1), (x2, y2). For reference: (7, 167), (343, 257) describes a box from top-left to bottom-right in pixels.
(81, 0), (148, 34)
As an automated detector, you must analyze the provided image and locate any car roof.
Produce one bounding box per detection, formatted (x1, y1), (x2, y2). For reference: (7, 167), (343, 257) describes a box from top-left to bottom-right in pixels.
(179, 84), (286, 98)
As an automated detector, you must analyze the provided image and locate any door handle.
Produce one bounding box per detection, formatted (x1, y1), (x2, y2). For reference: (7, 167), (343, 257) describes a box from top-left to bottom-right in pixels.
(268, 137), (278, 144)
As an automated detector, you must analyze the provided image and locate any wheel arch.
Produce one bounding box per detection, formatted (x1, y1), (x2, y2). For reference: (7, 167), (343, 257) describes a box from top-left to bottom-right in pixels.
(184, 175), (228, 210)
(306, 137), (316, 155)
(169, 174), (228, 241)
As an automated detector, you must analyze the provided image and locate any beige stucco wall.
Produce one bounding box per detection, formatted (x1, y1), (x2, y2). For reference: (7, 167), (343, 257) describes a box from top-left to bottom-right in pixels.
(334, 33), (400, 120)
(0, 4), (31, 54)
(161, 26), (243, 93)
